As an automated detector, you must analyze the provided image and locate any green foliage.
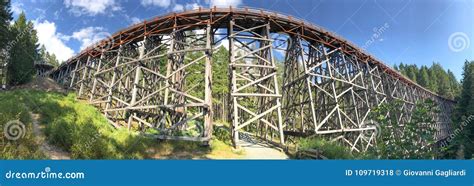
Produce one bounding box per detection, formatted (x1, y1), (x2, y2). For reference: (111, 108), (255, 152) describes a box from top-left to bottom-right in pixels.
(297, 137), (354, 159)
(7, 12), (38, 85)
(212, 122), (232, 145)
(368, 99), (438, 159)
(0, 91), (45, 159)
(0, 0), (13, 51)
(212, 46), (230, 96)
(0, 89), (240, 159)
(39, 45), (60, 67)
(181, 45), (230, 121)
(396, 62), (460, 99)
(20, 91), (152, 159)
(417, 66), (430, 88)
(448, 60), (474, 159)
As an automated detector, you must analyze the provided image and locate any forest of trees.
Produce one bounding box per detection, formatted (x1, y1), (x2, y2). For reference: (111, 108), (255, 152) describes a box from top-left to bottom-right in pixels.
(446, 60), (474, 159)
(0, 2), (59, 86)
(39, 45), (60, 67)
(395, 61), (474, 158)
(394, 62), (460, 99)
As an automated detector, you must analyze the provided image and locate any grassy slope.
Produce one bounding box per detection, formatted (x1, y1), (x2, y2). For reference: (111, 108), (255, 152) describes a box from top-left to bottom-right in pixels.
(0, 89), (241, 159)
(0, 90), (45, 159)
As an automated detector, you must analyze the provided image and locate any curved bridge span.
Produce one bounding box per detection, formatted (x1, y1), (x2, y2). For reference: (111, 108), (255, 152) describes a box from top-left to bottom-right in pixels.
(50, 7), (454, 151)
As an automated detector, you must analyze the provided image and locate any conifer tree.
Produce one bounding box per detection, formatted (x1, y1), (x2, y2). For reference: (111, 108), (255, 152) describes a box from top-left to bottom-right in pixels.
(0, 0), (12, 52)
(7, 12), (38, 85)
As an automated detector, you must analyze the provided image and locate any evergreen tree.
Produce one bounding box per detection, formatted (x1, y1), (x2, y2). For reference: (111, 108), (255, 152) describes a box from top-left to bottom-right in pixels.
(0, 1), (12, 88)
(394, 62), (460, 99)
(7, 12), (38, 85)
(406, 65), (418, 83)
(417, 66), (430, 87)
(47, 53), (60, 67)
(437, 74), (451, 98)
(212, 46), (229, 96)
(39, 45), (59, 67)
(447, 70), (460, 96)
(0, 0), (12, 52)
(449, 61), (474, 159)
(398, 63), (405, 76)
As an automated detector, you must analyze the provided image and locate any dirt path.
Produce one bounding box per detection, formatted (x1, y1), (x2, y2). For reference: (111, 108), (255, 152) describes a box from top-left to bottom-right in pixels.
(239, 133), (288, 159)
(31, 113), (71, 160)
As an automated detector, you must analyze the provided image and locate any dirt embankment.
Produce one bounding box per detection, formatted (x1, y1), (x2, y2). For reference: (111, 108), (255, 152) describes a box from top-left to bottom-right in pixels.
(11, 77), (66, 93)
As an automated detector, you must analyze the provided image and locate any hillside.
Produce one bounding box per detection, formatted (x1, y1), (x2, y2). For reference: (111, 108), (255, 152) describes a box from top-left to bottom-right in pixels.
(0, 78), (243, 159)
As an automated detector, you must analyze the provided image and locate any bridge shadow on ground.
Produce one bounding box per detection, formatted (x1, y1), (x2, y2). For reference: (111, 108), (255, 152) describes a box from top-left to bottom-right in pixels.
(238, 133), (289, 159)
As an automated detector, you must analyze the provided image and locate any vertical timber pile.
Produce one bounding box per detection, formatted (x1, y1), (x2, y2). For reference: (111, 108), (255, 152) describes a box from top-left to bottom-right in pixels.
(228, 17), (284, 147)
(282, 35), (317, 136)
(0, 59), (6, 89)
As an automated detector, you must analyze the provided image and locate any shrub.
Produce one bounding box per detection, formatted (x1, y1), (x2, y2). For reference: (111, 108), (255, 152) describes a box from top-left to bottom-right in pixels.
(297, 137), (353, 159)
(368, 99), (438, 159)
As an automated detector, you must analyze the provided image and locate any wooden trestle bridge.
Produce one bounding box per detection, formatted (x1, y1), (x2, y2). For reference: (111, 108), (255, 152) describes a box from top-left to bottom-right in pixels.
(46, 7), (455, 152)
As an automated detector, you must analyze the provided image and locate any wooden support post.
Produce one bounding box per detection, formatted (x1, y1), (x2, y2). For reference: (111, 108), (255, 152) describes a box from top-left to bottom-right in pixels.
(70, 59), (80, 88)
(203, 23), (213, 141)
(127, 37), (146, 130)
(229, 19), (239, 148)
(105, 45), (122, 118)
(90, 52), (104, 102)
(78, 56), (91, 97)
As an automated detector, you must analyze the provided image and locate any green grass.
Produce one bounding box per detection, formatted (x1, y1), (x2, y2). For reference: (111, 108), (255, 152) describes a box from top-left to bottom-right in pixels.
(0, 89), (241, 159)
(296, 137), (355, 159)
(0, 90), (45, 159)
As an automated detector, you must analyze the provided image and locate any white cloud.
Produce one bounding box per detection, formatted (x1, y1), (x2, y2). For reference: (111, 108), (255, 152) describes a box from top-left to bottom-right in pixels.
(173, 2), (201, 12)
(186, 3), (200, 10)
(64, 0), (121, 16)
(124, 14), (142, 25)
(140, 0), (171, 8)
(70, 27), (111, 50)
(33, 20), (75, 62)
(208, 0), (242, 7)
(11, 2), (24, 15)
(130, 17), (141, 24)
(172, 4), (184, 12)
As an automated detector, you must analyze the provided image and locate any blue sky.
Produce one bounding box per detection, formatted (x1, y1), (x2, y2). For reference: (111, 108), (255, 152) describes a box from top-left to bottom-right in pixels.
(11, 0), (474, 80)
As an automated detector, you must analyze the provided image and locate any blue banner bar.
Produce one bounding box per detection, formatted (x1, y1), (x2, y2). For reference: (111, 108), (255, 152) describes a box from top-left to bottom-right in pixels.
(0, 160), (472, 186)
